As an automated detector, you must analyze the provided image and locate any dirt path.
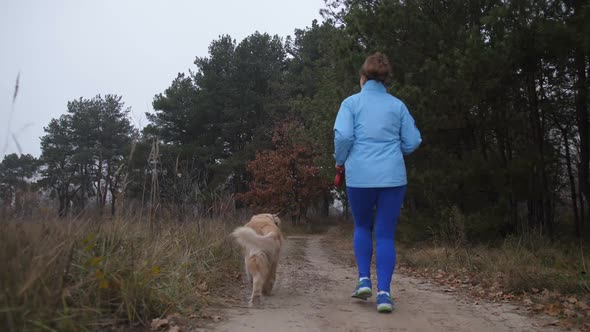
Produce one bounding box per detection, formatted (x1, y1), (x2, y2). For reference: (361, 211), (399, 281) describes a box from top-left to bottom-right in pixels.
(211, 235), (561, 332)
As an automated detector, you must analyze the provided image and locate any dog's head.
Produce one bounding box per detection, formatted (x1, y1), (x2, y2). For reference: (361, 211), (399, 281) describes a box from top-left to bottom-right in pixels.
(269, 213), (281, 227)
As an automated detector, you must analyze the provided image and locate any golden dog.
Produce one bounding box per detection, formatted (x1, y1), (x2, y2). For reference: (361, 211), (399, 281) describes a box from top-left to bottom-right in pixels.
(231, 213), (283, 306)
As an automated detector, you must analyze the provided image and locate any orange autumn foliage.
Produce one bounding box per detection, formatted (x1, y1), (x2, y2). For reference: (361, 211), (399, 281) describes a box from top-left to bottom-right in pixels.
(237, 120), (327, 222)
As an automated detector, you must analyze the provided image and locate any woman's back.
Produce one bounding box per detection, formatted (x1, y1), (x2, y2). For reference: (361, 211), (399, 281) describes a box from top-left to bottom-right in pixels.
(334, 80), (421, 188)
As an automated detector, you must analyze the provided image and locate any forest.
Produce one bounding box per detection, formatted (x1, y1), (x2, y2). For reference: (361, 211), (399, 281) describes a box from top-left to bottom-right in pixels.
(3, 0), (589, 241)
(3, 1), (590, 330)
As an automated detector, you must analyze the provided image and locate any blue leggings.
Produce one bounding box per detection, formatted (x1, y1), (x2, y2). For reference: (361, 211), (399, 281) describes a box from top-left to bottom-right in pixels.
(347, 186), (406, 293)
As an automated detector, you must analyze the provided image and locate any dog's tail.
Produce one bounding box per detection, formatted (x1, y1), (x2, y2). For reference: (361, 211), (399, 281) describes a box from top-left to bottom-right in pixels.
(231, 226), (279, 254)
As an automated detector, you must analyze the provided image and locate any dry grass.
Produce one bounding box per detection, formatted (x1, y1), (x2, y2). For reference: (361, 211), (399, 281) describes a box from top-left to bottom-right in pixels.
(397, 237), (590, 328)
(398, 237), (590, 295)
(321, 222), (590, 328)
(0, 216), (242, 332)
(325, 222), (590, 296)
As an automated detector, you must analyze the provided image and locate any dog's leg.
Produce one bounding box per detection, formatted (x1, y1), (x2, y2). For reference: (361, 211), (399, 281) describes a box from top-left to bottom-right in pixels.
(262, 261), (277, 295)
(249, 273), (264, 307)
(247, 254), (268, 307)
(244, 257), (252, 283)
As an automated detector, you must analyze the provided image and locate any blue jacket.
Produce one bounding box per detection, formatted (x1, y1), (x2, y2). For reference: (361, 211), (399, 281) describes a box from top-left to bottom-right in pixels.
(333, 80), (422, 188)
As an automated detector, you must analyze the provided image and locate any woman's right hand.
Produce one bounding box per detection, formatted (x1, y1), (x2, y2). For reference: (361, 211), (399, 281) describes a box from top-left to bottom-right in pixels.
(334, 165), (345, 188)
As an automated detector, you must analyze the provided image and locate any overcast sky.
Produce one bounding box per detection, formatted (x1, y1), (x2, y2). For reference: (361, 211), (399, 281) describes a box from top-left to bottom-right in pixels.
(0, 0), (324, 158)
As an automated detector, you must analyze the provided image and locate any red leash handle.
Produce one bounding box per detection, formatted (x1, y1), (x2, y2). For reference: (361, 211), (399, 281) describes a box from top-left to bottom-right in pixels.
(334, 166), (345, 188)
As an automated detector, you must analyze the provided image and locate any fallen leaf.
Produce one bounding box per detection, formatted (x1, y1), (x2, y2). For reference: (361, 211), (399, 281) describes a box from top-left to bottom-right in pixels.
(568, 297), (578, 304)
(563, 308), (576, 318)
(168, 327), (181, 332)
(560, 320), (575, 329)
(544, 304), (562, 317)
(543, 320), (560, 327)
(198, 281), (208, 292)
(212, 315), (222, 322)
(151, 318), (169, 330)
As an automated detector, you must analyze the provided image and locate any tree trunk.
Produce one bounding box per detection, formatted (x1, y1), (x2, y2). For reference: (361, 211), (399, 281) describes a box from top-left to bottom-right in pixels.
(97, 153), (104, 209)
(574, 0), (590, 223)
(508, 194), (518, 233)
(562, 128), (581, 237)
(581, 183), (586, 233)
(322, 194), (330, 217)
(343, 191), (350, 220)
(101, 160), (112, 216)
(111, 188), (116, 216)
(525, 63), (552, 235)
(64, 191), (71, 217)
(58, 189), (67, 217)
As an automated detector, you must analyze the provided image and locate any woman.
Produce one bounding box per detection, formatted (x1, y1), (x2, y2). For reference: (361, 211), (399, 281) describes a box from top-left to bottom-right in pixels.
(333, 53), (421, 313)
